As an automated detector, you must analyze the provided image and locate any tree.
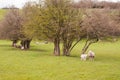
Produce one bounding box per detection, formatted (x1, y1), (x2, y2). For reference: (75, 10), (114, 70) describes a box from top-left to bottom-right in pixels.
(1, 7), (22, 47)
(40, 0), (69, 56)
(0, 22), (4, 39)
(22, 0), (85, 56)
(20, 2), (38, 49)
(61, 8), (84, 56)
(22, 0), (82, 56)
(111, 9), (120, 37)
(1, 6), (32, 49)
(74, 0), (120, 9)
(0, 21), (3, 39)
(80, 10), (116, 54)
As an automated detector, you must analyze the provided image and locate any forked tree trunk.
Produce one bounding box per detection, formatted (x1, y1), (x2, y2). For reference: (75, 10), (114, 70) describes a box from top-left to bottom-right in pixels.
(63, 47), (70, 56)
(63, 43), (70, 56)
(63, 39), (67, 56)
(81, 38), (99, 54)
(82, 41), (90, 54)
(54, 38), (60, 56)
(24, 40), (32, 49)
(20, 39), (32, 50)
(63, 40), (73, 56)
(63, 38), (82, 56)
(26, 40), (31, 49)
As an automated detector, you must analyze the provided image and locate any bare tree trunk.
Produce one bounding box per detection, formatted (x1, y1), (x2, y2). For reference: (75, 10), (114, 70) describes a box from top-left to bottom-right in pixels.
(12, 40), (17, 47)
(63, 39), (67, 56)
(63, 47), (70, 56)
(63, 40), (72, 56)
(69, 38), (82, 53)
(26, 40), (32, 49)
(81, 38), (99, 54)
(20, 39), (32, 50)
(81, 39), (89, 54)
(54, 38), (60, 56)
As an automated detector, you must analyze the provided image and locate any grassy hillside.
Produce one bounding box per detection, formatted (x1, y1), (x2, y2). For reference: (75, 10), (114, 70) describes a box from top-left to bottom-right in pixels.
(0, 40), (120, 80)
(0, 9), (7, 20)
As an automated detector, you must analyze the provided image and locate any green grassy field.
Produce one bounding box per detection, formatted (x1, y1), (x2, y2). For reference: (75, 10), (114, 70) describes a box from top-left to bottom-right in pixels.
(0, 40), (120, 80)
(0, 9), (7, 20)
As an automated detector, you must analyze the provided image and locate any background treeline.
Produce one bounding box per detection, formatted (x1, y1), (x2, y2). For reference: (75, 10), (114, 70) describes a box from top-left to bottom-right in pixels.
(0, 0), (120, 57)
(74, 0), (120, 9)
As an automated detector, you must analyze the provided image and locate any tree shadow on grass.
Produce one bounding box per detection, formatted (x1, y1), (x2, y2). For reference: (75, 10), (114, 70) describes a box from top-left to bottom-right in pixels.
(0, 44), (13, 50)
(29, 48), (48, 52)
(68, 55), (80, 58)
(0, 44), (11, 47)
(0, 44), (48, 53)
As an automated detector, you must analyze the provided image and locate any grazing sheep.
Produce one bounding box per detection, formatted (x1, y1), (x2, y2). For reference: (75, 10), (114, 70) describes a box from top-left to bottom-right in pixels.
(80, 54), (87, 61)
(21, 46), (24, 50)
(88, 50), (95, 60)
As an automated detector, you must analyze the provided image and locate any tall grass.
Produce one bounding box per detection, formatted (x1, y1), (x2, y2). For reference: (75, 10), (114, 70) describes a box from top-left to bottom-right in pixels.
(0, 40), (120, 80)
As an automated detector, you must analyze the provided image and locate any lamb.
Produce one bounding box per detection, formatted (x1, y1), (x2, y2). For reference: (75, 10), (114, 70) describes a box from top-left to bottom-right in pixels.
(80, 54), (87, 61)
(21, 46), (24, 50)
(88, 50), (95, 60)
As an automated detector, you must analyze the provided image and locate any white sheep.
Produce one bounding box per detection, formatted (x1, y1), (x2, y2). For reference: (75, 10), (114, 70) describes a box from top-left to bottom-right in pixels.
(80, 54), (87, 61)
(88, 50), (95, 60)
(21, 46), (24, 50)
